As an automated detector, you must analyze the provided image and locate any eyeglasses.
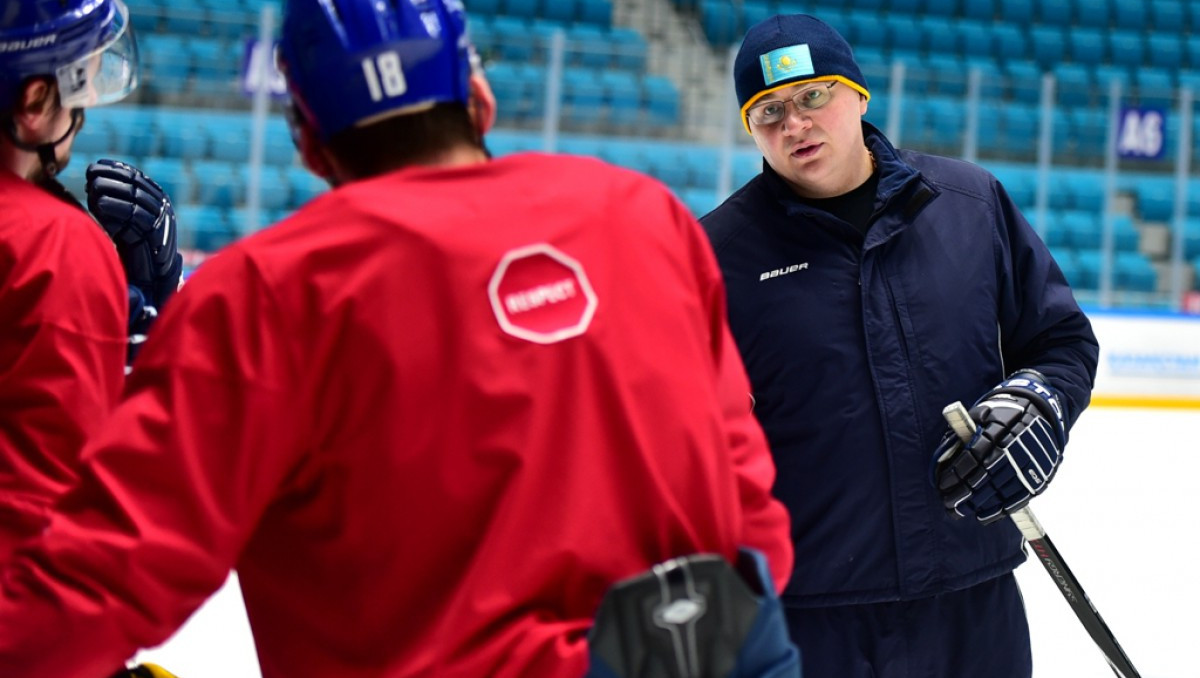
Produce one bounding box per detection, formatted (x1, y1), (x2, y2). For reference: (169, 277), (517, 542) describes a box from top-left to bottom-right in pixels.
(746, 82), (837, 127)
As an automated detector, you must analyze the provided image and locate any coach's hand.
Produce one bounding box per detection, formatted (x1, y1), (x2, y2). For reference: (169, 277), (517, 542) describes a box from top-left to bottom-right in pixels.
(933, 371), (1068, 524)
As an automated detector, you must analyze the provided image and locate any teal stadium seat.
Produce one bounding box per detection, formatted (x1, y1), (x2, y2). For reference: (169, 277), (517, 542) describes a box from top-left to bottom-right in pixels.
(600, 70), (643, 126)
(922, 18), (959, 60)
(1068, 28), (1106, 67)
(469, 0), (501, 15)
(884, 15), (921, 55)
(176, 204), (235, 252)
(1073, 0), (1110, 29)
(139, 157), (192, 204)
(579, 0), (613, 29)
(1062, 171), (1105, 213)
(960, 0), (996, 22)
(492, 15), (533, 62)
(642, 75), (680, 126)
(1029, 25), (1065, 69)
(1035, 1), (1071, 26)
(926, 97), (965, 149)
(684, 147), (720, 190)
(599, 141), (647, 174)
(72, 118), (116, 157)
(642, 146), (689, 189)
(1109, 30), (1146, 70)
(958, 20), (993, 61)
(1147, 33), (1183, 72)
(990, 23), (1028, 66)
(923, 0), (959, 17)
(1115, 252), (1157, 292)
(502, 0), (538, 20)
(238, 166), (291, 211)
(139, 33), (191, 94)
(680, 188), (719, 218)
(567, 24), (614, 70)
(562, 67), (606, 125)
(845, 10), (882, 51)
(1136, 180), (1175, 222)
(1059, 210), (1101, 250)
(264, 118), (297, 167)
(1149, 0), (1186, 33)
(188, 37), (240, 97)
(1112, 215), (1141, 253)
(1112, 1), (1147, 31)
(159, 117), (210, 161)
(741, 0), (771, 30)
(1184, 221), (1200, 259)
(206, 114), (253, 163)
(542, 0), (576, 24)
(192, 159), (245, 208)
(997, 0), (1033, 24)
(974, 107), (1002, 153)
(700, 1), (738, 45)
(733, 152), (762, 189)
(1075, 249), (1105, 290)
(163, 5), (207, 37)
(609, 28), (647, 71)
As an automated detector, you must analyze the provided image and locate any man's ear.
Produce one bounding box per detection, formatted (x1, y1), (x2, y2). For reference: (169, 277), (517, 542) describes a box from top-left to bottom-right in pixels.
(468, 73), (497, 137)
(12, 79), (58, 135)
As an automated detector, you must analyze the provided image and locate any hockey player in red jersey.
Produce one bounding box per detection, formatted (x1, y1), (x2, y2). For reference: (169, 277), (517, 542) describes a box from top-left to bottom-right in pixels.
(0, 0), (140, 558)
(0, 1), (796, 676)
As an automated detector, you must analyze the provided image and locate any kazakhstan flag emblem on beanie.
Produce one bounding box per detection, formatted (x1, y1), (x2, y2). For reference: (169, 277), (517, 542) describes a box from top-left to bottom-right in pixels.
(759, 45), (815, 87)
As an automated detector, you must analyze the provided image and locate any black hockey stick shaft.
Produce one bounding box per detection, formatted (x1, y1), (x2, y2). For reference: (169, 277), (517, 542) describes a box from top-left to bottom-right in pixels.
(943, 402), (1142, 678)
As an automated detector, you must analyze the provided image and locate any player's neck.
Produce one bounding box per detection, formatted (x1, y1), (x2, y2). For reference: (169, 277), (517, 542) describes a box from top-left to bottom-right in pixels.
(0, 145), (39, 182)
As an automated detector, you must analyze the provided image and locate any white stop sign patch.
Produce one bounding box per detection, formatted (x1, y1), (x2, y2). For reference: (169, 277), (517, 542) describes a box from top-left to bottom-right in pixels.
(488, 243), (598, 344)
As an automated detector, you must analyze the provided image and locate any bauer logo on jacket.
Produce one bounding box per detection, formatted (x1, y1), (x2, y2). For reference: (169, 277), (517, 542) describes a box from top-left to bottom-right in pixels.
(759, 262), (809, 281)
(488, 243), (598, 344)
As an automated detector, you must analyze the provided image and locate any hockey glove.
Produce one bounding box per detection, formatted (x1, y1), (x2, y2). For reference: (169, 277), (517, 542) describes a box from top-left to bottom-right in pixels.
(933, 371), (1068, 524)
(86, 158), (183, 330)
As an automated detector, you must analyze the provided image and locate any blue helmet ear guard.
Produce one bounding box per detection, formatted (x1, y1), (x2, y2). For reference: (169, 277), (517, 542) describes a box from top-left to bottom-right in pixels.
(0, 0), (139, 112)
(279, 0), (473, 142)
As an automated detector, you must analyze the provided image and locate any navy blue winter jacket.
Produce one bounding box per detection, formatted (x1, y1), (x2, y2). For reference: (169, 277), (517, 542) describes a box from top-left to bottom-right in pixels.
(701, 122), (1099, 608)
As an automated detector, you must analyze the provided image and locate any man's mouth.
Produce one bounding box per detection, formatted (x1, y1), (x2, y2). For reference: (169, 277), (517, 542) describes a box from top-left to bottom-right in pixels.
(791, 143), (821, 159)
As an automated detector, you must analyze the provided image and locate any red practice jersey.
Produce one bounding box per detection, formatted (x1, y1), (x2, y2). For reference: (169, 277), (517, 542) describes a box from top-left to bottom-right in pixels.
(0, 154), (792, 677)
(0, 169), (126, 559)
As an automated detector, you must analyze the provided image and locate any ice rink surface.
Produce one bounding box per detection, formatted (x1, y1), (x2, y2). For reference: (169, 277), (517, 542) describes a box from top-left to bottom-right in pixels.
(135, 406), (1200, 677)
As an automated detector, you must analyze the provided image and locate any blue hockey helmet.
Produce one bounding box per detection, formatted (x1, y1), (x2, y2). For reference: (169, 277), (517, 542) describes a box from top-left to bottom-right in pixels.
(278, 0), (473, 142)
(0, 0), (139, 112)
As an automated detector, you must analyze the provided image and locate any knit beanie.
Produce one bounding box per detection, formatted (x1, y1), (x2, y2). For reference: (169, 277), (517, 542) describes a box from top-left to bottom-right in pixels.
(734, 14), (870, 132)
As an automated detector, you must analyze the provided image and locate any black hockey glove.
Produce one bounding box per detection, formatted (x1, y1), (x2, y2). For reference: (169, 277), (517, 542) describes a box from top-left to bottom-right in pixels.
(86, 158), (183, 331)
(933, 371), (1068, 524)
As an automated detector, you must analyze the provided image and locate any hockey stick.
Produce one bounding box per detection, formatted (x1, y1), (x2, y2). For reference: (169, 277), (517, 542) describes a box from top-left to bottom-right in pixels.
(942, 401), (1142, 678)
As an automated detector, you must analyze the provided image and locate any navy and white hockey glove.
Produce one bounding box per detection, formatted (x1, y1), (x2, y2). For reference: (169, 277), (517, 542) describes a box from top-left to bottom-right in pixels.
(86, 159), (183, 336)
(933, 371), (1068, 524)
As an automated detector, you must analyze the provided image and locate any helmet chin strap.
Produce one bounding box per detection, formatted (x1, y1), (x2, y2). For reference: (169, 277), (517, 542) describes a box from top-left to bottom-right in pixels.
(5, 108), (84, 178)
